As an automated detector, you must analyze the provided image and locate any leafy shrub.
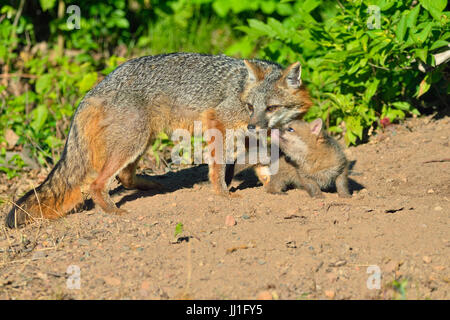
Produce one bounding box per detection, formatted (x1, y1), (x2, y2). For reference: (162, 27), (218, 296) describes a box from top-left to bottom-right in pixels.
(235, 0), (449, 144)
(0, 0), (245, 174)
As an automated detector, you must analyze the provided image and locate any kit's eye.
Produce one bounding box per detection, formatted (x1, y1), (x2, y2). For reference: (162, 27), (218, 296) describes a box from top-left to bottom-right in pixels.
(266, 105), (280, 112)
(287, 127), (295, 132)
(246, 103), (254, 112)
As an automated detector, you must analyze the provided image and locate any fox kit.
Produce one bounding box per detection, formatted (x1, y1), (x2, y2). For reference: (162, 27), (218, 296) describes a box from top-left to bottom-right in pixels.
(255, 119), (351, 198)
(6, 53), (311, 227)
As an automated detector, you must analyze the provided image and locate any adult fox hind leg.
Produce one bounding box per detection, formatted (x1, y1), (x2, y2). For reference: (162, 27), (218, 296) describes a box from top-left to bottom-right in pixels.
(93, 155), (163, 215)
(82, 98), (154, 215)
(90, 154), (134, 215)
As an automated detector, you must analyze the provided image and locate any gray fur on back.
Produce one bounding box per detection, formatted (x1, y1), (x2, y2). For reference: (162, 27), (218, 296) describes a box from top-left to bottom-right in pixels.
(83, 53), (282, 113)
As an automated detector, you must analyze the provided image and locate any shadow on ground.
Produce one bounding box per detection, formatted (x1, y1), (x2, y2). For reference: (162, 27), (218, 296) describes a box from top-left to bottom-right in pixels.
(105, 161), (366, 209)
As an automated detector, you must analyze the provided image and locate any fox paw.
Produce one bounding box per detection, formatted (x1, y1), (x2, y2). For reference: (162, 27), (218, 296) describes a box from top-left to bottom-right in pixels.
(100, 207), (129, 216)
(228, 192), (242, 199)
(113, 208), (129, 216)
(267, 190), (286, 195)
(338, 193), (352, 198)
(309, 192), (325, 199)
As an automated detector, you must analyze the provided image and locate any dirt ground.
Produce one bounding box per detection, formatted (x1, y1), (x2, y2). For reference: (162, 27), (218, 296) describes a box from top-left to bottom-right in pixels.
(0, 114), (449, 300)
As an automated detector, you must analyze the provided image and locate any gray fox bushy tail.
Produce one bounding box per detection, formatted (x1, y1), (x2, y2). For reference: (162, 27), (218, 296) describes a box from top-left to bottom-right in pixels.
(6, 119), (88, 227)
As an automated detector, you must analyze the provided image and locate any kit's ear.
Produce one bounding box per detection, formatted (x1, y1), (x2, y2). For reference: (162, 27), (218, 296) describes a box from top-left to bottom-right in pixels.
(282, 61), (302, 89)
(310, 118), (323, 136)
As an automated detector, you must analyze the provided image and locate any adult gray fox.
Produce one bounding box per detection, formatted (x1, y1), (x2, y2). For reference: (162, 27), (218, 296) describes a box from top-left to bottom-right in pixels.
(6, 53), (311, 228)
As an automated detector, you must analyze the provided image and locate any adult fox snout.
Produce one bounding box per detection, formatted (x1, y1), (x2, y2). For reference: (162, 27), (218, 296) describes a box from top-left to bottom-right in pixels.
(247, 112), (268, 131)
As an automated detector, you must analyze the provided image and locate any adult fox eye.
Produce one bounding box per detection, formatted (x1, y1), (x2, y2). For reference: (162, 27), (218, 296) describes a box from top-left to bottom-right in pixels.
(246, 103), (254, 112)
(266, 105), (279, 112)
(287, 127), (295, 132)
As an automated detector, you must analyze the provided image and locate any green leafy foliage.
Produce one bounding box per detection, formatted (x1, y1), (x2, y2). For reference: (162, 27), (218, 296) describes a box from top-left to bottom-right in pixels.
(0, 0), (245, 174)
(236, 0), (449, 144)
(0, 147), (26, 179)
(150, 132), (174, 168)
(390, 278), (409, 300)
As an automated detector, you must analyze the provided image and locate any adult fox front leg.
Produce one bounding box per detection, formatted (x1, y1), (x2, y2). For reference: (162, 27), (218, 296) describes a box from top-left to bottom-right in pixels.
(6, 53), (311, 227)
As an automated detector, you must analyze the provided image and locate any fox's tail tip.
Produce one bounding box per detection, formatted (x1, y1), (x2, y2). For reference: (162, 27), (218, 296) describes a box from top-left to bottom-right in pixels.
(5, 207), (27, 229)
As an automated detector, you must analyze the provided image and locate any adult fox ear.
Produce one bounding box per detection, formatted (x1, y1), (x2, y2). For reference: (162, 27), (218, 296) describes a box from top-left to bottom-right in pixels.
(244, 60), (264, 82)
(282, 61), (302, 89)
(310, 118), (323, 136)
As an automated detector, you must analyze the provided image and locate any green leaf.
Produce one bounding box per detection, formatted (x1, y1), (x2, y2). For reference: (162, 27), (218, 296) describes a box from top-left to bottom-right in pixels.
(31, 104), (49, 132)
(386, 108), (405, 121)
(418, 0), (446, 20)
(345, 116), (363, 145)
(78, 72), (98, 93)
(39, 0), (57, 11)
(430, 39), (449, 50)
(229, 0), (253, 13)
(115, 18), (130, 29)
(391, 101), (412, 111)
(364, 78), (380, 102)
(35, 74), (52, 95)
(302, 0), (321, 13)
(45, 136), (63, 149)
(416, 22), (433, 43)
(260, 1), (276, 14)
(345, 129), (357, 146)
(225, 37), (254, 56)
(157, 132), (169, 140)
(267, 18), (288, 39)
(248, 19), (275, 37)
(276, 2), (294, 16)
(414, 47), (428, 63)
(394, 104), (416, 116)
(419, 0), (447, 14)
(416, 74), (432, 97)
(395, 14), (407, 42)
(377, 0), (396, 11)
(407, 5), (420, 28)
(174, 223), (184, 238)
(212, 0), (231, 17)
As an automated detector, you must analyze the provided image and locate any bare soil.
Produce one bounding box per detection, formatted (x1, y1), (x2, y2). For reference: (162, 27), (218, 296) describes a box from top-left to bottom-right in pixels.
(0, 115), (449, 300)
